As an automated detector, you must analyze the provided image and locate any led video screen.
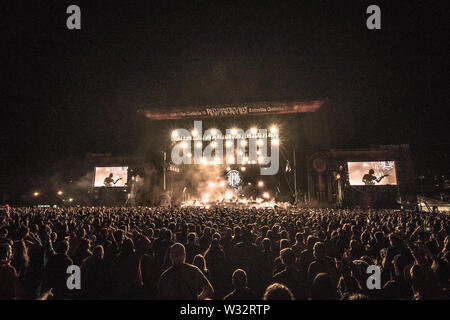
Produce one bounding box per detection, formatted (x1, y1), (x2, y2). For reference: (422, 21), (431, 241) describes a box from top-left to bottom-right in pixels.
(348, 161), (397, 186)
(94, 167), (128, 187)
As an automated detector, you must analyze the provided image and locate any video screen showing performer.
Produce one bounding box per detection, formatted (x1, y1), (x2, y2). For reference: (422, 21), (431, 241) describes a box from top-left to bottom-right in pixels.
(348, 161), (397, 186)
(94, 167), (128, 187)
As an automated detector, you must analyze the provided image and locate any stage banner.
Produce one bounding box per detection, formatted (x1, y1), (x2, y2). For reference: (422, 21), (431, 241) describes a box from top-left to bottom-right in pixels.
(138, 99), (326, 120)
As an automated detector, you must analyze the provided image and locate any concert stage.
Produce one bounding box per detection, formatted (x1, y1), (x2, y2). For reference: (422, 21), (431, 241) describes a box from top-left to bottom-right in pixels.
(83, 101), (416, 209)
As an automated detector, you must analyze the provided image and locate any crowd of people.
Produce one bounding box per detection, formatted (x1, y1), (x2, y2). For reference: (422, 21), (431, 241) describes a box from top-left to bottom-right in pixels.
(0, 206), (449, 300)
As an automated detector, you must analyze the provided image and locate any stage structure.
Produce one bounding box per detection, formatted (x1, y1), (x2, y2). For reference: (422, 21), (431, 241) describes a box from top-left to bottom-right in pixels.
(307, 144), (416, 208)
(84, 153), (159, 206)
(138, 100), (325, 120)
(140, 99), (330, 206)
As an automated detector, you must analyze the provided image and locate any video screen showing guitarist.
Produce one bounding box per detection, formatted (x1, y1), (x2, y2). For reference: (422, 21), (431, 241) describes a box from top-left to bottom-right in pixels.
(362, 169), (388, 185)
(103, 173), (122, 187)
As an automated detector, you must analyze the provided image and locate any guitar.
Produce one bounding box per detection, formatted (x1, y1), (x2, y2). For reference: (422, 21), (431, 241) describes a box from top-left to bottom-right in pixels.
(363, 174), (389, 185)
(104, 177), (122, 187)
(376, 174), (389, 183)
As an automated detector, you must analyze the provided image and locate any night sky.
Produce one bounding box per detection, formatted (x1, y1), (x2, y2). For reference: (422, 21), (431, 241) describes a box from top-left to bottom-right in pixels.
(2, 0), (448, 196)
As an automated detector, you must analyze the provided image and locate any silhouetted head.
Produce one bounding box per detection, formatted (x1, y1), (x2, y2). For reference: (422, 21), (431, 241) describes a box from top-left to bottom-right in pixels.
(280, 248), (295, 267)
(170, 242), (186, 264)
(263, 283), (295, 300)
(310, 273), (336, 300)
(232, 269), (247, 290)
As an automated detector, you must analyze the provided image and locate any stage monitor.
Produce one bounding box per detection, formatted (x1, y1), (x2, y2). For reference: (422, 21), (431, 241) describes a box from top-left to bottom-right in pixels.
(94, 166), (128, 187)
(348, 161), (397, 186)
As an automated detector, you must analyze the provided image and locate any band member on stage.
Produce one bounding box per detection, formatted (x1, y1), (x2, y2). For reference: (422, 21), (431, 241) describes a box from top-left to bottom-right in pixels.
(362, 169), (388, 185)
(103, 173), (122, 187)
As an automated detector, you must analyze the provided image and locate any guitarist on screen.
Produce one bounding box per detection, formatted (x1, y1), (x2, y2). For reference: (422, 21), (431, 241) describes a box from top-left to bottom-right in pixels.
(103, 173), (122, 187)
(362, 169), (388, 185)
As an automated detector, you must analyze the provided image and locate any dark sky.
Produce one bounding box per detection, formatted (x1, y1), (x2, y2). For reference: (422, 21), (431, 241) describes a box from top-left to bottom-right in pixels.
(1, 0), (449, 193)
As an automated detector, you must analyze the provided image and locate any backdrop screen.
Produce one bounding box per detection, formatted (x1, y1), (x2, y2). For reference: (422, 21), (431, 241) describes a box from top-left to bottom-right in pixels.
(348, 161), (397, 186)
(94, 167), (128, 187)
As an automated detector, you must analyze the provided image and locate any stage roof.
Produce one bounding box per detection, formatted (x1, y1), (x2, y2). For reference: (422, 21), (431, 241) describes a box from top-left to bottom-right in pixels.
(138, 99), (327, 120)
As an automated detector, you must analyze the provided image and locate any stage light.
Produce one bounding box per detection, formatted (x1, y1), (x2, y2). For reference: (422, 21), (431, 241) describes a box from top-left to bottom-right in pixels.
(196, 142), (202, 148)
(225, 192), (232, 199)
(209, 182), (215, 188)
(69, 198), (74, 202)
(210, 129), (217, 135)
(240, 167), (246, 171)
(240, 140), (247, 147)
(191, 129), (199, 136)
(258, 156), (264, 163)
(57, 190), (63, 196)
(225, 140), (232, 147)
(336, 173), (341, 179)
(181, 141), (188, 149)
(251, 160), (256, 164)
(231, 128), (238, 135)
(228, 156), (235, 164)
(214, 157), (221, 164)
(187, 152), (192, 158)
(172, 130), (178, 138)
(243, 156), (249, 163)
(201, 157), (208, 165)
(248, 182), (252, 185)
(219, 181), (225, 187)
(226, 167), (231, 171)
(257, 150), (261, 155)
(272, 138), (279, 146)
(257, 139), (264, 146)
(262, 192), (270, 199)
(238, 151), (244, 156)
(33, 192), (40, 197)
(270, 126), (278, 134)
(250, 127), (257, 134)
(258, 181), (264, 187)
(211, 141), (217, 148)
